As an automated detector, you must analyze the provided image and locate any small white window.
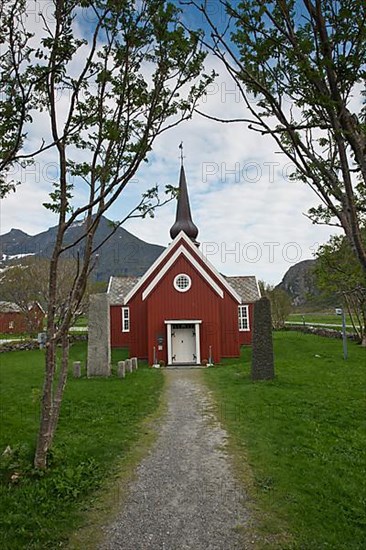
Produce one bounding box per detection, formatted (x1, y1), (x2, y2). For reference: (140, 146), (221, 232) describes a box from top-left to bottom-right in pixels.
(173, 273), (192, 293)
(238, 305), (249, 331)
(9, 321), (14, 329)
(122, 307), (130, 332)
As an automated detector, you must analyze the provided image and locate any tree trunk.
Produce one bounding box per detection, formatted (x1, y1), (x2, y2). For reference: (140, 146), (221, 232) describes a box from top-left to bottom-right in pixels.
(34, 340), (57, 469)
(34, 333), (70, 468)
(48, 334), (70, 450)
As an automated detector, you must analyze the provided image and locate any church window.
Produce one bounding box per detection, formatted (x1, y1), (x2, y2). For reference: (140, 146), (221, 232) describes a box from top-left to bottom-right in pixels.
(238, 305), (249, 331)
(122, 307), (130, 332)
(173, 273), (192, 293)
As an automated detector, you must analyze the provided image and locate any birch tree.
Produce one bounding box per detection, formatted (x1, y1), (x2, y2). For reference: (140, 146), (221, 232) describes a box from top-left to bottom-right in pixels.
(6, 0), (211, 468)
(189, 0), (366, 275)
(0, 0), (33, 196)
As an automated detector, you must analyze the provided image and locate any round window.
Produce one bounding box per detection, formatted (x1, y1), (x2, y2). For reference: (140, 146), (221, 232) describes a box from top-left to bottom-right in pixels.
(173, 273), (192, 293)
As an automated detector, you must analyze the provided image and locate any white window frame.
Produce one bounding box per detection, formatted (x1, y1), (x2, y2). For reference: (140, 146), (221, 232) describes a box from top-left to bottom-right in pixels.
(122, 307), (130, 332)
(173, 273), (192, 293)
(9, 320), (14, 329)
(238, 305), (249, 332)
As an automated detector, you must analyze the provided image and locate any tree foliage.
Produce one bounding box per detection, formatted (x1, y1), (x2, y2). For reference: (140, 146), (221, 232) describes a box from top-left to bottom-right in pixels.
(259, 280), (292, 328)
(0, 257), (90, 325)
(0, 0), (30, 195)
(0, 0), (53, 197)
(1, 0), (211, 468)
(191, 0), (366, 275)
(315, 231), (366, 345)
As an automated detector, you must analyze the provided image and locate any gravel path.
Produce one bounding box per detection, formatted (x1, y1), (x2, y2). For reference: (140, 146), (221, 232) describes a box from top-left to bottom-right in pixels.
(100, 369), (254, 550)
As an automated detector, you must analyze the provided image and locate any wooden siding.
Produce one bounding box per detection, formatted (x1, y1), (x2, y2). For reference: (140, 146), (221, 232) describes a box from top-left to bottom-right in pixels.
(238, 303), (254, 346)
(110, 300), (148, 359)
(0, 307), (44, 334)
(145, 255), (222, 364)
(219, 296), (241, 357)
(109, 235), (254, 362)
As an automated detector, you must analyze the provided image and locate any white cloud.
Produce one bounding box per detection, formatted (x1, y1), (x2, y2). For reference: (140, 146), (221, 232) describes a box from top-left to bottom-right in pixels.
(1, 10), (348, 284)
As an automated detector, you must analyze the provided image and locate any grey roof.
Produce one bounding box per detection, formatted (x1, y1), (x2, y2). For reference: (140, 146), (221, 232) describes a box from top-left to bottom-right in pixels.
(0, 301), (22, 313)
(108, 276), (140, 304)
(224, 276), (261, 303)
(108, 275), (260, 305)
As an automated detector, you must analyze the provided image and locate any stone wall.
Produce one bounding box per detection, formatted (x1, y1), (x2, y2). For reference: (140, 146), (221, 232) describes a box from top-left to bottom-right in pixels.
(283, 326), (358, 341)
(0, 333), (88, 353)
(0, 340), (39, 353)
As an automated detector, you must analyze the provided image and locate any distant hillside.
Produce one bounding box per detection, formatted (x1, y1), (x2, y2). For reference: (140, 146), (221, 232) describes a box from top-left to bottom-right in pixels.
(276, 259), (321, 306)
(0, 217), (165, 281)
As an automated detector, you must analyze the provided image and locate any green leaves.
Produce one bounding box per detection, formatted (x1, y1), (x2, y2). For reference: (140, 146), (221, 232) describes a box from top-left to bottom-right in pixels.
(315, 230), (366, 342)
(20, 0), (211, 219)
(201, 0), (365, 273)
(315, 232), (366, 294)
(43, 182), (74, 214)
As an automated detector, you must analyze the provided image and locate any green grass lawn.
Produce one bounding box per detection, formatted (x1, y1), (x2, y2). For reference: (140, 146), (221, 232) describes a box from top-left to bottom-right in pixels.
(287, 312), (356, 327)
(0, 343), (163, 549)
(205, 332), (366, 549)
(73, 315), (88, 327)
(0, 333), (33, 340)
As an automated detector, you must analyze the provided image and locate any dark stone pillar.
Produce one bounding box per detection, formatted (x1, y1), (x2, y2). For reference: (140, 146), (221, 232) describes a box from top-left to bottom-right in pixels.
(251, 297), (275, 380)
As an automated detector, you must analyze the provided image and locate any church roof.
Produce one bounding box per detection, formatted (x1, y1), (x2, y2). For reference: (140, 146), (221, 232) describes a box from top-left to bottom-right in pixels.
(107, 273), (260, 305)
(0, 301), (22, 313)
(170, 166), (199, 244)
(0, 301), (45, 313)
(107, 276), (140, 305)
(224, 276), (261, 303)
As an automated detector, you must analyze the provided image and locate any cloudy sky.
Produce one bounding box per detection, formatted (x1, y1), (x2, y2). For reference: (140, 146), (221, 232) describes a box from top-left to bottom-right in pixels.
(1, 1), (348, 284)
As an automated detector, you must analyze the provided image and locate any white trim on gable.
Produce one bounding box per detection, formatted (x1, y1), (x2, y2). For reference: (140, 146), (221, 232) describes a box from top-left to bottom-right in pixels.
(256, 278), (262, 298)
(107, 276), (113, 294)
(142, 246), (224, 300)
(123, 240), (178, 304)
(177, 232), (242, 303)
(30, 301), (46, 314)
(124, 231), (242, 304)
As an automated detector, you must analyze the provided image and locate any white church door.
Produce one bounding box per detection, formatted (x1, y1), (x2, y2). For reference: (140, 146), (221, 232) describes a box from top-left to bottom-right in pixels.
(171, 324), (196, 364)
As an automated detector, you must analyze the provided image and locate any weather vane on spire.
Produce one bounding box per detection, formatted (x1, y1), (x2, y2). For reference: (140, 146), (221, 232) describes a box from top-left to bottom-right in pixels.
(179, 141), (185, 166)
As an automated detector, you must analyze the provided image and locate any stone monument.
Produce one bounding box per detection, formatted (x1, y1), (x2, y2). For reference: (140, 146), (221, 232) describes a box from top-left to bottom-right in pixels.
(87, 293), (111, 377)
(251, 296), (275, 381)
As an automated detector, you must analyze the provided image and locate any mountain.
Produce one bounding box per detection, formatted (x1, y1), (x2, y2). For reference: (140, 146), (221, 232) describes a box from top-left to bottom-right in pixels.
(276, 259), (321, 306)
(0, 217), (165, 281)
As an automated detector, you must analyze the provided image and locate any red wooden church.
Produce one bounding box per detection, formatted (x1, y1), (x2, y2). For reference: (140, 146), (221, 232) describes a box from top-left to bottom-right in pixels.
(108, 165), (260, 365)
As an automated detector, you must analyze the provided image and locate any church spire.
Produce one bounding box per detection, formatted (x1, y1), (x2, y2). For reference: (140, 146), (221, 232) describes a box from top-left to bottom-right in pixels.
(170, 145), (199, 245)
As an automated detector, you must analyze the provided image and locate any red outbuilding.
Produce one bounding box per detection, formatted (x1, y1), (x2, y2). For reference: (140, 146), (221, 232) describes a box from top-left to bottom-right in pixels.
(108, 165), (260, 365)
(0, 301), (45, 334)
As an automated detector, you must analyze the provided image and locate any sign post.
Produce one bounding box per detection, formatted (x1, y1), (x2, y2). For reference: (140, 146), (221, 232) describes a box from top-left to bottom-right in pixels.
(335, 308), (348, 360)
(37, 332), (47, 349)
